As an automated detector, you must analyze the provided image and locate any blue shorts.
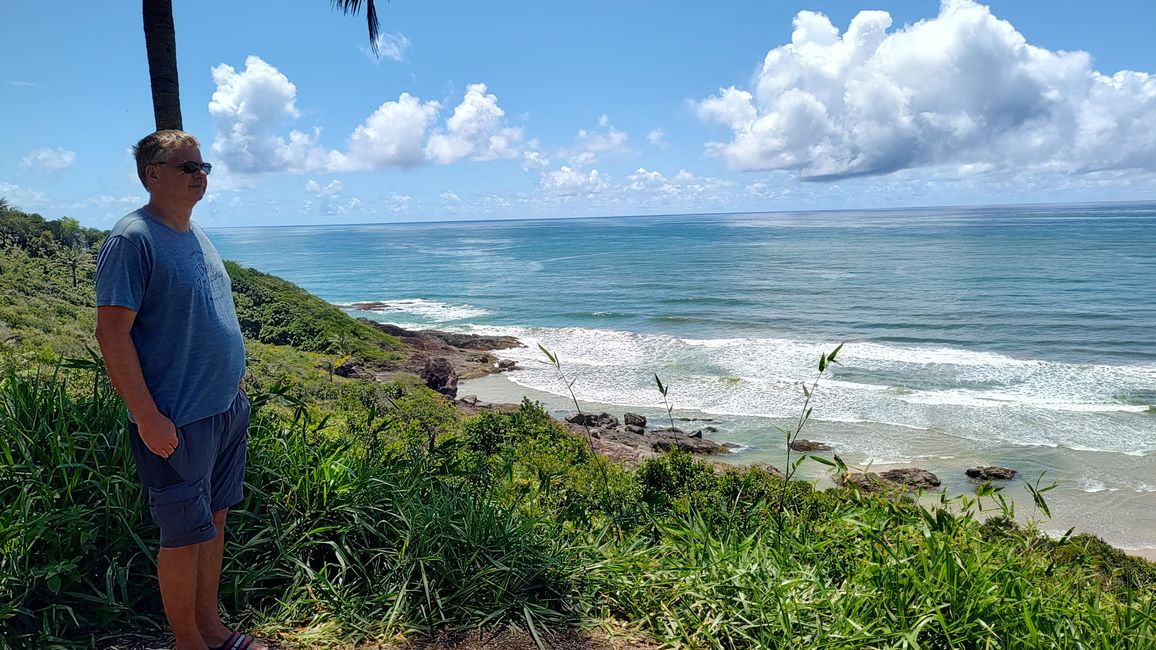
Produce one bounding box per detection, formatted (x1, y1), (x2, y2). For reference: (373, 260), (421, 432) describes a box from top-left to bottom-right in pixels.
(129, 391), (251, 548)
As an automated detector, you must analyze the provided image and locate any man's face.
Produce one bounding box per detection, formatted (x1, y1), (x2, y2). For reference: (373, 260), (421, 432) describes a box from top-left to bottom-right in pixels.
(148, 146), (208, 204)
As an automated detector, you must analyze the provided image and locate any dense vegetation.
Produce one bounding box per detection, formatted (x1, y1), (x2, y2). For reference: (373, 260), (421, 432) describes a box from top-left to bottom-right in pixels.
(2, 203), (1155, 649)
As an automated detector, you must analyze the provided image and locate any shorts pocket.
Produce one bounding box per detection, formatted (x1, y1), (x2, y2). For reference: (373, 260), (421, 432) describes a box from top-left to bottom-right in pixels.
(148, 477), (215, 548)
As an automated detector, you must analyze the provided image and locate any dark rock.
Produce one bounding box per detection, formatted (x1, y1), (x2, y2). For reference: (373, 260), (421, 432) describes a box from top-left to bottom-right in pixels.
(841, 468), (941, 493)
(465, 354), (490, 363)
(966, 466), (1017, 481)
(650, 431), (728, 455)
(690, 430), (703, 439)
(879, 468), (941, 489)
(700, 426), (719, 434)
(420, 357), (458, 398)
(840, 472), (899, 493)
(497, 359), (517, 371)
(427, 331), (522, 351)
(566, 412), (620, 428)
(749, 462), (784, 478)
(790, 439), (832, 452)
(650, 426), (684, 435)
(624, 412), (647, 427)
(333, 359), (363, 378)
(722, 442), (742, 450)
(459, 395), (479, 405)
(625, 424), (646, 435)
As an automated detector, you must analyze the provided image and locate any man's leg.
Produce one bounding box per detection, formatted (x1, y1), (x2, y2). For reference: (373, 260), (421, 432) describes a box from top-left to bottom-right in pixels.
(158, 543), (207, 650)
(196, 508), (231, 647)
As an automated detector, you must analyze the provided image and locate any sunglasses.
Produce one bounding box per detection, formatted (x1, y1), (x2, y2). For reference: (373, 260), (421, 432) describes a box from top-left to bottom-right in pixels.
(159, 160), (213, 175)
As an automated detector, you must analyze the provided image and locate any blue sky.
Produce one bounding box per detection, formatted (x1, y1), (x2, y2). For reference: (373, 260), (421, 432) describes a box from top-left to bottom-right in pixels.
(3, 0), (1155, 228)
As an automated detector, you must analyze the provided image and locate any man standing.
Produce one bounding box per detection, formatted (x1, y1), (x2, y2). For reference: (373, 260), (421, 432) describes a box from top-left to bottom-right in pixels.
(95, 130), (265, 650)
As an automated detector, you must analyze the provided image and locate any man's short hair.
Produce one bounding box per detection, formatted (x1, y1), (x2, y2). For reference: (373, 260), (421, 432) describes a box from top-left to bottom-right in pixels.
(133, 130), (201, 190)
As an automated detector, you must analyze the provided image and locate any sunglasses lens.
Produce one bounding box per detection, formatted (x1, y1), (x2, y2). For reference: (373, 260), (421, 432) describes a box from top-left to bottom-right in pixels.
(179, 161), (212, 175)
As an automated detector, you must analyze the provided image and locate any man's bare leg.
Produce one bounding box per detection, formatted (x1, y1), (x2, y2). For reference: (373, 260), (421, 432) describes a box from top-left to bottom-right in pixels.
(196, 509), (231, 647)
(195, 509), (268, 650)
(158, 543), (208, 650)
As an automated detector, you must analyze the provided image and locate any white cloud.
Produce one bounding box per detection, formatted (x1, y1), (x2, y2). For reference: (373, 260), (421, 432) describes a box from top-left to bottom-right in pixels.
(363, 32), (411, 62)
(20, 147), (76, 171)
(0, 182), (47, 208)
(695, 0), (1156, 180)
(6, 81), (39, 88)
(440, 191), (461, 203)
(209, 55), (329, 173)
(627, 168), (734, 198)
(647, 129), (667, 148)
(541, 166), (609, 195)
(563, 117), (630, 167)
(330, 93), (442, 171)
(207, 59), (529, 174)
(386, 193), (413, 212)
(306, 179), (343, 196)
(425, 83), (523, 164)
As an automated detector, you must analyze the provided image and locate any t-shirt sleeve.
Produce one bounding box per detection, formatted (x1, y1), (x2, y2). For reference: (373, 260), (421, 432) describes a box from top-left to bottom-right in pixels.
(95, 235), (150, 311)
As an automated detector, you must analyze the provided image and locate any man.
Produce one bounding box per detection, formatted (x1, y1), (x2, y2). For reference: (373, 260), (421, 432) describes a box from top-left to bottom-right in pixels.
(95, 130), (265, 650)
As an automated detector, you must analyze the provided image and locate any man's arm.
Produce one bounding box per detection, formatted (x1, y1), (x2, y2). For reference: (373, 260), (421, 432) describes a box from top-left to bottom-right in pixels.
(95, 305), (179, 458)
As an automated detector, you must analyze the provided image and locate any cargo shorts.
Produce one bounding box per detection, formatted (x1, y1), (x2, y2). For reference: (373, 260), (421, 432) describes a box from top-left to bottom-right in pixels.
(128, 391), (251, 548)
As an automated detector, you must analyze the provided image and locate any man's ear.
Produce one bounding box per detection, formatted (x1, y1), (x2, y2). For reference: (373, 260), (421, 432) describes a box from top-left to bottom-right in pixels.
(144, 164), (159, 190)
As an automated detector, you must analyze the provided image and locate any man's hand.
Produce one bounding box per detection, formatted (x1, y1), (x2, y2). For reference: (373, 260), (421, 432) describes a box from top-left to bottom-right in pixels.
(137, 411), (179, 458)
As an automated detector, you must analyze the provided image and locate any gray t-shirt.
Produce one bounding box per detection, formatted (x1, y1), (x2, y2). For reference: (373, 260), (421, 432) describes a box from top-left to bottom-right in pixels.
(95, 208), (246, 427)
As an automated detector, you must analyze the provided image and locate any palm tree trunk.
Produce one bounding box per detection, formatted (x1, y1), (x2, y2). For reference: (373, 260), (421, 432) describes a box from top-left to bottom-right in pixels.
(142, 0), (182, 131)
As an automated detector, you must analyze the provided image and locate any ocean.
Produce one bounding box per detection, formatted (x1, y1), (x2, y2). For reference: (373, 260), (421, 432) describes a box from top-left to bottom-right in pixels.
(211, 202), (1156, 553)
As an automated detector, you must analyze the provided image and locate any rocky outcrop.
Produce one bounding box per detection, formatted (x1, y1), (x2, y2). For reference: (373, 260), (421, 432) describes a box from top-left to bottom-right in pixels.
(880, 468), (940, 489)
(558, 415), (729, 463)
(840, 468), (941, 493)
(789, 439), (832, 452)
(624, 412), (647, 428)
(966, 466), (1017, 481)
(359, 320), (522, 381)
(566, 412), (620, 428)
(420, 357), (458, 398)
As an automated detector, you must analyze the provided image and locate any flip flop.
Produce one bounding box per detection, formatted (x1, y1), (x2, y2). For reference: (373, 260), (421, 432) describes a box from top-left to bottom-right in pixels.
(211, 631), (260, 650)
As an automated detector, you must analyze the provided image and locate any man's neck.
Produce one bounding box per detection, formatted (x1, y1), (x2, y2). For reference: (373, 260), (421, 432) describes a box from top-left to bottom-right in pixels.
(144, 199), (194, 232)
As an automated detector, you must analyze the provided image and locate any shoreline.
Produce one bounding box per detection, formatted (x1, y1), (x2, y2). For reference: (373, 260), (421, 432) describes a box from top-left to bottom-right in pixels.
(458, 370), (1156, 562)
(337, 318), (1156, 562)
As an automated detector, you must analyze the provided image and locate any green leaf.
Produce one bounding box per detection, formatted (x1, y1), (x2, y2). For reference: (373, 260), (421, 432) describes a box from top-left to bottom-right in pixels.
(801, 382), (810, 398)
(537, 343), (557, 365)
(819, 353), (827, 372)
(810, 455), (836, 467)
(654, 373), (667, 396)
(828, 341), (845, 363)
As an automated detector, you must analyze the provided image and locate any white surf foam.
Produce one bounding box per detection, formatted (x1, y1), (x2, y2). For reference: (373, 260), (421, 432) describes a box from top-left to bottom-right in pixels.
(464, 323), (1156, 456)
(341, 298), (491, 322)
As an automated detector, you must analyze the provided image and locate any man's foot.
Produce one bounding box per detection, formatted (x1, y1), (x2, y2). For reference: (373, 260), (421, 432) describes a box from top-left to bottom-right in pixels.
(209, 631), (269, 650)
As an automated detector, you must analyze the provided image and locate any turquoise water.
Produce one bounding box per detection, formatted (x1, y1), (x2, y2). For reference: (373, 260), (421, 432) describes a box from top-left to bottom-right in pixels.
(211, 203), (1156, 550)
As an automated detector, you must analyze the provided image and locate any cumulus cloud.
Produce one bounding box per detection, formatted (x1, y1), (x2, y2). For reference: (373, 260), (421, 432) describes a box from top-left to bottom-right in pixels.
(627, 168), (734, 198)
(647, 129), (667, 148)
(209, 56), (329, 173)
(330, 93), (442, 171)
(440, 191), (461, 203)
(561, 116), (630, 167)
(208, 58), (524, 174)
(695, 0), (1156, 180)
(306, 179), (343, 196)
(426, 84), (523, 164)
(20, 147), (76, 171)
(541, 166), (609, 195)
